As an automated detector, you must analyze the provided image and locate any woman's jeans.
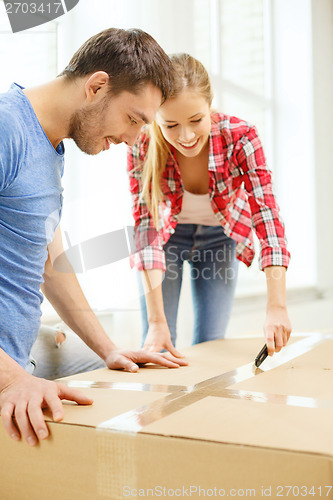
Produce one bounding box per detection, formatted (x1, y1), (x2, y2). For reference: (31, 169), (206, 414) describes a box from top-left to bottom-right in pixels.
(139, 224), (239, 346)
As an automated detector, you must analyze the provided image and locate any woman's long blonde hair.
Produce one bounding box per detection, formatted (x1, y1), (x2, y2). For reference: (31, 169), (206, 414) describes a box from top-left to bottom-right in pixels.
(140, 53), (213, 229)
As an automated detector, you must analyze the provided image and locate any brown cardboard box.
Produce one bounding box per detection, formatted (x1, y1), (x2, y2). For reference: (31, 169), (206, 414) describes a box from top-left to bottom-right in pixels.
(1, 333), (333, 500)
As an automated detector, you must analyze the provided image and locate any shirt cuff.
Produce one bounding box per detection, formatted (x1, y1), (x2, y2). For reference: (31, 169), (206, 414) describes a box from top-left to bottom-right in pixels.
(259, 247), (291, 271)
(129, 246), (166, 271)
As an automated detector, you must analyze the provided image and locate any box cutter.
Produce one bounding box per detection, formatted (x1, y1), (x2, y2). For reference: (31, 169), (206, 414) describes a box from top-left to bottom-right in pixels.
(254, 344), (268, 368)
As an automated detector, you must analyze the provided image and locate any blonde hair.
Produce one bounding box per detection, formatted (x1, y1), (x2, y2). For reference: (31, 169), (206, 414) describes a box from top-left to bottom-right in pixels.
(140, 53), (213, 229)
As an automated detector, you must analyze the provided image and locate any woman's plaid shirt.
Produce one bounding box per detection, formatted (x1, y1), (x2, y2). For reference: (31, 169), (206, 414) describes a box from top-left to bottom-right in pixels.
(127, 113), (290, 272)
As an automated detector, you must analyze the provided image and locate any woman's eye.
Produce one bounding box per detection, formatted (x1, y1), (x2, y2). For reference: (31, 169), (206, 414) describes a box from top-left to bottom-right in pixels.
(129, 116), (138, 125)
(191, 118), (202, 123)
(166, 124), (178, 129)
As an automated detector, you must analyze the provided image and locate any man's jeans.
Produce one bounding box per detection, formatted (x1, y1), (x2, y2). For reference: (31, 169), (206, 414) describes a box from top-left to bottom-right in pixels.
(27, 324), (105, 380)
(139, 224), (239, 346)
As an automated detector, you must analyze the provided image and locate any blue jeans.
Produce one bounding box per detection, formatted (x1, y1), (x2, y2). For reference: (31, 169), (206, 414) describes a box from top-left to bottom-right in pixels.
(139, 224), (239, 346)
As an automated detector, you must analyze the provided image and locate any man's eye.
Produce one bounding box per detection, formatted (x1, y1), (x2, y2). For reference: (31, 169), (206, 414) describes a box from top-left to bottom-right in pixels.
(129, 116), (138, 125)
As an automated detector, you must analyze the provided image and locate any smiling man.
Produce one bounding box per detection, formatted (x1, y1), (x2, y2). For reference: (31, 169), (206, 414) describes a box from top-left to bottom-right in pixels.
(67, 82), (160, 154)
(0, 28), (187, 447)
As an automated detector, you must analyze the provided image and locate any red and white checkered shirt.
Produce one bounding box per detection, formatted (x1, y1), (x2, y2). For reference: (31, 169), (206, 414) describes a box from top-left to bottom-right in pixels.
(127, 113), (290, 272)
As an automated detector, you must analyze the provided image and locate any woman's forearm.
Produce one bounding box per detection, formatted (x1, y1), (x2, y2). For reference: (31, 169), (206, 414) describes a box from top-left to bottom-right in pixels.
(263, 266), (291, 355)
(264, 266), (287, 308)
(141, 269), (167, 323)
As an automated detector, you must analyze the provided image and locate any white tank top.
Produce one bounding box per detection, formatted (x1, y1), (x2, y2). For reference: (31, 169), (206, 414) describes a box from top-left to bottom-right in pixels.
(177, 189), (220, 226)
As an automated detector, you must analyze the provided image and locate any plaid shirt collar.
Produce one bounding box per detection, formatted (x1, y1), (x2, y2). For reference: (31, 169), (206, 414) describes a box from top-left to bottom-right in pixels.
(208, 118), (222, 172)
(168, 116), (224, 174)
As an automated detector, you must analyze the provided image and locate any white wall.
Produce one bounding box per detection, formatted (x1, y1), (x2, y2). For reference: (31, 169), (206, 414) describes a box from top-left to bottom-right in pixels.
(312, 0), (333, 292)
(272, 0), (316, 289)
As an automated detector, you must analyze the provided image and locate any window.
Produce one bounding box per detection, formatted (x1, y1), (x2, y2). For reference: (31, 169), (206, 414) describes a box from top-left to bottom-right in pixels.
(0, 5), (58, 91)
(206, 0), (315, 295)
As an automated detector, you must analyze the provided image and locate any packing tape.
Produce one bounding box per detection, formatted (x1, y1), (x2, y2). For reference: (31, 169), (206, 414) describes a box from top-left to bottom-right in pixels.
(89, 332), (332, 499)
(66, 380), (187, 393)
(96, 332), (333, 432)
(96, 431), (138, 500)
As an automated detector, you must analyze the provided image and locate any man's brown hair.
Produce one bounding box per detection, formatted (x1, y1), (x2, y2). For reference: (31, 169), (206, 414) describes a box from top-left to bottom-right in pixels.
(59, 28), (173, 101)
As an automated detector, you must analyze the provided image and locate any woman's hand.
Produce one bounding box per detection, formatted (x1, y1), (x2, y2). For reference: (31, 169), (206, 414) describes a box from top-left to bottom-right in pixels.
(263, 266), (292, 356)
(143, 320), (185, 359)
(263, 305), (292, 356)
(105, 345), (188, 372)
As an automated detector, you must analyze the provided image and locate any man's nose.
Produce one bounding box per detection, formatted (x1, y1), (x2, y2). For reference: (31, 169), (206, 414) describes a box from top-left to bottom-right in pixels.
(122, 125), (143, 147)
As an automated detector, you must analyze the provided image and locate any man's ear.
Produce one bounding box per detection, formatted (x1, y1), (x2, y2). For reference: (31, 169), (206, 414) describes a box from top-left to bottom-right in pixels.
(84, 71), (110, 102)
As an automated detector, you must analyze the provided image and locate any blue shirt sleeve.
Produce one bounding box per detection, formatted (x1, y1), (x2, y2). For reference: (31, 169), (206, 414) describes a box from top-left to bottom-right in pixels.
(0, 109), (25, 192)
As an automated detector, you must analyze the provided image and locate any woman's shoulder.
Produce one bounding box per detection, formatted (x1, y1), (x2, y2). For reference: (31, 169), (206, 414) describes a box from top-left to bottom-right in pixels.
(211, 112), (255, 140)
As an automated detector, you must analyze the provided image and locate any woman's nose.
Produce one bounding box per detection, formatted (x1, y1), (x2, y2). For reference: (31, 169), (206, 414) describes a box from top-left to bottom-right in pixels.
(178, 127), (195, 142)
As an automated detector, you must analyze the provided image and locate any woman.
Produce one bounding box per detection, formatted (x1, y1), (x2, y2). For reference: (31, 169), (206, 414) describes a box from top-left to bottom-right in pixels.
(127, 53), (291, 359)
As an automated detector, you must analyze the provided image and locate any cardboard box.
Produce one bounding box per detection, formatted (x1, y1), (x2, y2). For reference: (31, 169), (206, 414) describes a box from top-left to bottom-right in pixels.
(1, 333), (333, 500)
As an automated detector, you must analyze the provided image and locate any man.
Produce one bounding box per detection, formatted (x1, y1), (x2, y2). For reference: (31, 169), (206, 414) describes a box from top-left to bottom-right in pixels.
(0, 27), (186, 447)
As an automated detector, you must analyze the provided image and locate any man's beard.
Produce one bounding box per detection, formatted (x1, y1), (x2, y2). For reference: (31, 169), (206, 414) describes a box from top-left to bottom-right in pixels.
(68, 97), (110, 155)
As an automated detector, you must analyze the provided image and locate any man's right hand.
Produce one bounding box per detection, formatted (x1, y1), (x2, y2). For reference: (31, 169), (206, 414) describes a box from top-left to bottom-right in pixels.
(0, 372), (93, 445)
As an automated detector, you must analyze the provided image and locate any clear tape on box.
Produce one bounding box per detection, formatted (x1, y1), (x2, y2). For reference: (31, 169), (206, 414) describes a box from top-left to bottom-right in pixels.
(70, 332), (333, 499)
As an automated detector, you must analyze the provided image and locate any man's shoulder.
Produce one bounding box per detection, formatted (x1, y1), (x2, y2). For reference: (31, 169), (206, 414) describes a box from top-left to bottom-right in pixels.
(0, 98), (26, 148)
(0, 93), (27, 190)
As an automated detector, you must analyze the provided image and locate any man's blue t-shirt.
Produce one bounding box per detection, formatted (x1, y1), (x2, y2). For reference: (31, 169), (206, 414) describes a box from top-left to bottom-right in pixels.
(0, 83), (64, 367)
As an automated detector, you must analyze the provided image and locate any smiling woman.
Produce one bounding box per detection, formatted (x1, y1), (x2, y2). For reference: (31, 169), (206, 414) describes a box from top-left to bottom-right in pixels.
(127, 53), (291, 359)
(157, 91), (212, 160)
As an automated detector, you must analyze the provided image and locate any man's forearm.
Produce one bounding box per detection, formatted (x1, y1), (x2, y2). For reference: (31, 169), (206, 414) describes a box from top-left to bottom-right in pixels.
(0, 347), (27, 391)
(42, 257), (117, 361)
